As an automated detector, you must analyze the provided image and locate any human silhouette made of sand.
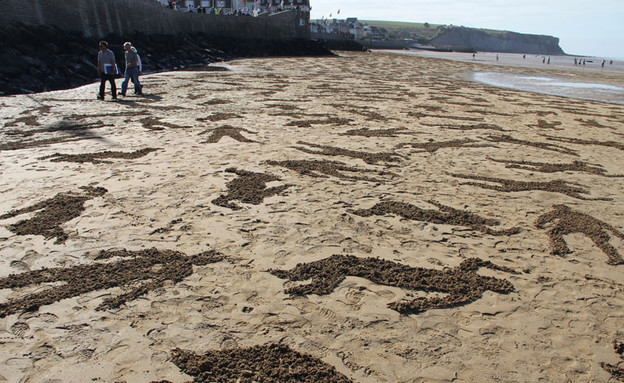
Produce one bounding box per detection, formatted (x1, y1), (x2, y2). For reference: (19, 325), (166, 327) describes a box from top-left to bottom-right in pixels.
(352, 199), (520, 236)
(536, 204), (624, 265)
(0, 248), (223, 318)
(270, 254), (517, 314)
(266, 159), (387, 182)
(211, 168), (290, 210)
(0, 186), (107, 243)
(451, 173), (611, 201)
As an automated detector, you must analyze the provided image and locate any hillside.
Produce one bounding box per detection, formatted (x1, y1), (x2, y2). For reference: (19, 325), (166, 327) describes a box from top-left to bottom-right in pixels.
(360, 20), (446, 40)
(346, 20), (565, 55)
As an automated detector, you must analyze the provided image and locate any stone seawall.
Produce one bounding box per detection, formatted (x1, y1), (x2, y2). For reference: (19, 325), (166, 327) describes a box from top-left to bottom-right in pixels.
(0, 0), (309, 40)
(0, 0), (327, 95)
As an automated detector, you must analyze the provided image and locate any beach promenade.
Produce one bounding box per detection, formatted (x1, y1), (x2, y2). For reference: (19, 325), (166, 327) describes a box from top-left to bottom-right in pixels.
(1, 51), (624, 382)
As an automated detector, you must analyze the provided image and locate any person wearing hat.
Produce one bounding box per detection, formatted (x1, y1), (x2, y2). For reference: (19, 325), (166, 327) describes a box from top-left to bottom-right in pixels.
(119, 42), (143, 96)
(96, 40), (117, 100)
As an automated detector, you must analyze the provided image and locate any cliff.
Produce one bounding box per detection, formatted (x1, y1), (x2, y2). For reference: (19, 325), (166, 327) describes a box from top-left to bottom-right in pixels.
(430, 26), (564, 55)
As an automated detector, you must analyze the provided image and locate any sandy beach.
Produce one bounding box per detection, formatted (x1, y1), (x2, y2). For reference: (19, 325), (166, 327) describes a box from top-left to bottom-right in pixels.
(1, 50), (624, 382)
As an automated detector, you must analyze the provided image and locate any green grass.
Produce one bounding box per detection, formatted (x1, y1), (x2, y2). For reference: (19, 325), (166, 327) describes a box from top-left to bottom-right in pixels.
(360, 20), (446, 40)
(311, 19), (517, 42)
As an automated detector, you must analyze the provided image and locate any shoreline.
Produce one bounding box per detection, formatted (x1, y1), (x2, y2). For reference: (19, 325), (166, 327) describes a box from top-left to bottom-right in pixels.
(379, 49), (624, 104)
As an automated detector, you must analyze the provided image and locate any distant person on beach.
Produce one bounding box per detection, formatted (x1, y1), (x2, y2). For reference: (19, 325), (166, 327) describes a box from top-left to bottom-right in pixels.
(96, 40), (117, 100)
(472, 53), (476, 60)
(496, 54), (499, 61)
(547, 57), (550, 64)
(574, 58), (578, 66)
(602, 60), (605, 68)
(120, 42), (142, 96)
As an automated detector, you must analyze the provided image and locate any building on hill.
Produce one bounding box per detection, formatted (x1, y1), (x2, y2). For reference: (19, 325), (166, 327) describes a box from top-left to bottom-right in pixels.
(173, 0), (309, 13)
(311, 18), (389, 41)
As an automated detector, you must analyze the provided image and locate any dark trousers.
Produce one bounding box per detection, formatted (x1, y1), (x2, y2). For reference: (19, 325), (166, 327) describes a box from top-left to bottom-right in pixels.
(99, 73), (117, 98)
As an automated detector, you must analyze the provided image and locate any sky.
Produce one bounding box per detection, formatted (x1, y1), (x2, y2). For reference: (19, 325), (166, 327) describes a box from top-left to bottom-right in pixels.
(309, 0), (624, 59)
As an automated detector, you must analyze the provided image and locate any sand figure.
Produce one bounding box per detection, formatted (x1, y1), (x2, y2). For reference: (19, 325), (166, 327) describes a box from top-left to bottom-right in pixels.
(140, 116), (192, 130)
(0, 186), (107, 243)
(481, 134), (577, 156)
(352, 200), (520, 236)
(535, 204), (624, 265)
(439, 123), (506, 131)
(165, 344), (353, 383)
(295, 141), (403, 165)
(532, 119), (563, 130)
(212, 168), (290, 210)
(286, 117), (352, 128)
(601, 337), (624, 381)
(1, 120), (106, 151)
(544, 135), (624, 151)
(39, 148), (158, 164)
(197, 112), (244, 122)
(340, 127), (414, 137)
(487, 158), (623, 177)
(408, 111), (484, 122)
(267, 159), (390, 182)
(270, 254), (516, 314)
(575, 118), (612, 129)
(199, 125), (257, 143)
(451, 173), (611, 201)
(0, 248), (223, 318)
(395, 138), (493, 153)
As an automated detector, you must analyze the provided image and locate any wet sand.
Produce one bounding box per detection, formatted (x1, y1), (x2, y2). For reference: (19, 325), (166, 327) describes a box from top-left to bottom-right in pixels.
(1, 51), (624, 382)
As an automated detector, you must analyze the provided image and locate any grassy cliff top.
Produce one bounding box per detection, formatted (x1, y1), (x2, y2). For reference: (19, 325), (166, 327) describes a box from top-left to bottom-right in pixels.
(360, 20), (515, 40)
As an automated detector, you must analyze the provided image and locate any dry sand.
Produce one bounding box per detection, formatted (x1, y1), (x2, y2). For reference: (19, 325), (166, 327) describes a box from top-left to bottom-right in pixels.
(1, 50), (624, 382)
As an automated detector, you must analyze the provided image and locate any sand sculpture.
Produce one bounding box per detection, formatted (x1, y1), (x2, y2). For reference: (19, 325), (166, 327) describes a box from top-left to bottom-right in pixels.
(199, 125), (257, 143)
(295, 141), (403, 165)
(352, 199), (520, 236)
(481, 133), (577, 155)
(0, 248), (223, 318)
(601, 336), (624, 381)
(162, 344), (353, 383)
(212, 168), (290, 210)
(536, 204), (624, 265)
(0, 186), (107, 243)
(487, 157), (622, 177)
(451, 173), (611, 200)
(270, 254), (516, 314)
(39, 148), (158, 164)
(267, 159), (388, 182)
(395, 137), (493, 153)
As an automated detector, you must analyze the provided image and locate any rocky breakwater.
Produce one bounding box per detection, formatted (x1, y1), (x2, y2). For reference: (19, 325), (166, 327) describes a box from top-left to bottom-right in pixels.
(431, 26), (564, 55)
(0, 23), (333, 96)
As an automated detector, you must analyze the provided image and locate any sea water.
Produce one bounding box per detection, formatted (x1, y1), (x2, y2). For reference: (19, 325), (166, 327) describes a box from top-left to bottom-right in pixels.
(470, 72), (624, 104)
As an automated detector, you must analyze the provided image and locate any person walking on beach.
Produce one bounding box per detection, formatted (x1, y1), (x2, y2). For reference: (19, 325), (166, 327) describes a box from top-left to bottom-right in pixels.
(130, 46), (143, 94)
(120, 42), (142, 96)
(96, 40), (117, 100)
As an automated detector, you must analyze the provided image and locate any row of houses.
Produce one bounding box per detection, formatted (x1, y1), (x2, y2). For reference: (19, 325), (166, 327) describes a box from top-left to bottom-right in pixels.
(156, 0), (309, 12)
(311, 18), (389, 40)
